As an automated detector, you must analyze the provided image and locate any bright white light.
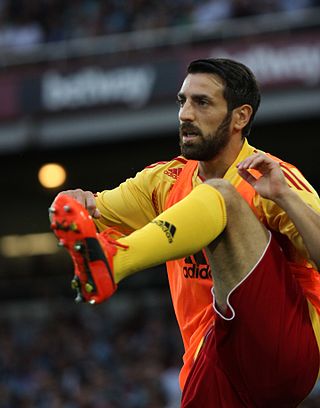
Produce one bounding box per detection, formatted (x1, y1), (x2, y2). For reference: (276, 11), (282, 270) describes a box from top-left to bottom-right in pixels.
(38, 163), (66, 189)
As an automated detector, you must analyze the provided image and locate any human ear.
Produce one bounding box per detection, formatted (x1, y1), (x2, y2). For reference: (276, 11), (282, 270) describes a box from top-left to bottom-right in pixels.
(233, 105), (253, 131)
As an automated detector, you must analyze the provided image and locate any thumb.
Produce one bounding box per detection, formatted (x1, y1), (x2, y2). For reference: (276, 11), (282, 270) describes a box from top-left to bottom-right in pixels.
(92, 208), (101, 218)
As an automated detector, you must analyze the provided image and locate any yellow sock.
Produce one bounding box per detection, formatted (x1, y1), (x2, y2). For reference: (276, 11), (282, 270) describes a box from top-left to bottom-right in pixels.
(113, 184), (227, 283)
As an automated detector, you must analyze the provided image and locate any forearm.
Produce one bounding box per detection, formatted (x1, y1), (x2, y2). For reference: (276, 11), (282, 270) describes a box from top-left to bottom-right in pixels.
(94, 183), (158, 233)
(275, 188), (320, 270)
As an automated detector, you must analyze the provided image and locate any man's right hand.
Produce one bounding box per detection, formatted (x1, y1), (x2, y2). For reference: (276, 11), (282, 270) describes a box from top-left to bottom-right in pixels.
(51, 189), (101, 219)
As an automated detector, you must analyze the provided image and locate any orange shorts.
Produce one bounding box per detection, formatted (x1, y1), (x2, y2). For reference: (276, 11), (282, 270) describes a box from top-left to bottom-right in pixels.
(181, 236), (319, 407)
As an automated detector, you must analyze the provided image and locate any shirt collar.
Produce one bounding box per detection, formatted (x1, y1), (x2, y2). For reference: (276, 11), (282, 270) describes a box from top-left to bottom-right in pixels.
(223, 139), (256, 183)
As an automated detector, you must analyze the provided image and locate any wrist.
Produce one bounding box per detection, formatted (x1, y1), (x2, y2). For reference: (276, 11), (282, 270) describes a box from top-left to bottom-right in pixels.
(273, 187), (297, 209)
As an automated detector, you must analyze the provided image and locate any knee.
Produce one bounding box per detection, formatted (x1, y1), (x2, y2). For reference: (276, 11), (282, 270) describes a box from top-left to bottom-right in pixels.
(205, 178), (258, 221)
(204, 179), (239, 203)
(204, 179), (247, 218)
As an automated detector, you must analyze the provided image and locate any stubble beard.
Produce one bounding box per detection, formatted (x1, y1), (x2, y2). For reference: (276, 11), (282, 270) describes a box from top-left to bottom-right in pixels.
(179, 112), (232, 161)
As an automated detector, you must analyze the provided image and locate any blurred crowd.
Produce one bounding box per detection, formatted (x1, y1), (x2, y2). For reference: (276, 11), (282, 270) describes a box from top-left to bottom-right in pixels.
(0, 295), (183, 408)
(0, 293), (319, 408)
(0, 0), (319, 50)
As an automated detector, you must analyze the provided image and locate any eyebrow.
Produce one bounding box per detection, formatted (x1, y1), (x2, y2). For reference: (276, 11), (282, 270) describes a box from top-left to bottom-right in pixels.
(177, 92), (213, 101)
(177, 92), (215, 103)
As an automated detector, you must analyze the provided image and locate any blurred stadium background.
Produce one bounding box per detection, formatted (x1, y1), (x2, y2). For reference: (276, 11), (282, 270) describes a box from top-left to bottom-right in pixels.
(0, 0), (320, 407)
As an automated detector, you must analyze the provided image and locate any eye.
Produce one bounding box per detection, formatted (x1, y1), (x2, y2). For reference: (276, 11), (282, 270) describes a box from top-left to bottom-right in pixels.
(197, 98), (209, 107)
(176, 97), (185, 108)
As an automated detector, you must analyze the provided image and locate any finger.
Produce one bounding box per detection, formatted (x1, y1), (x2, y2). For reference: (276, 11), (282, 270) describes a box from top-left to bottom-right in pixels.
(239, 154), (270, 171)
(51, 189), (101, 218)
(238, 168), (258, 186)
(92, 209), (101, 219)
(84, 192), (101, 218)
(73, 189), (90, 207)
(237, 153), (260, 169)
(55, 189), (86, 207)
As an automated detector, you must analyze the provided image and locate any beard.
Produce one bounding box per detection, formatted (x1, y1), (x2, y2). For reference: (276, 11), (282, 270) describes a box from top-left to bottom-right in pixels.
(179, 112), (232, 161)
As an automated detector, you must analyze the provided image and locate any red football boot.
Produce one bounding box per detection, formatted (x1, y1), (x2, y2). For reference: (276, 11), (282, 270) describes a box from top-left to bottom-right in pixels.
(49, 194), (127, 304)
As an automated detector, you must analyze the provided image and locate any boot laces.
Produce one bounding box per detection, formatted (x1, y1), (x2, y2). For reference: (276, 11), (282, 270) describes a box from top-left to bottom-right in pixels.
(100, 227), (128, 250)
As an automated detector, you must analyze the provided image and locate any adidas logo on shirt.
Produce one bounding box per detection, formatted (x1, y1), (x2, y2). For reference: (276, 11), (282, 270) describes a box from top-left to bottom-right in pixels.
(183, 252), (212, 280)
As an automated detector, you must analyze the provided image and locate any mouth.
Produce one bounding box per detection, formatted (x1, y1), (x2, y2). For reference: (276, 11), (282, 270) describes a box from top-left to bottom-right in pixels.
(180, 123), (201, 143)
(182, 132), (198, 143)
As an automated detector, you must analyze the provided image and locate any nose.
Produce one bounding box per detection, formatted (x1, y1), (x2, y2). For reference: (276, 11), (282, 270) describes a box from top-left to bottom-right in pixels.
(179, 100), (195, 122)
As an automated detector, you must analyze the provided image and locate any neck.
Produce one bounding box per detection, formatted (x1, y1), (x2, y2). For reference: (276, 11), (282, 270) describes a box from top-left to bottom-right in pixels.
(198, 137), (245, 180)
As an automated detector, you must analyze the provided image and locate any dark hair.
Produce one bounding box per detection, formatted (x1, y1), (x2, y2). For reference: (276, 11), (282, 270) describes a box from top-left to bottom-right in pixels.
(187, 58), (261, 137)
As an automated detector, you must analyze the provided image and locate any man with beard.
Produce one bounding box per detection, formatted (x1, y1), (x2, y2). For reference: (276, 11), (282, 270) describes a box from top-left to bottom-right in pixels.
(50, 58), (320, 407)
